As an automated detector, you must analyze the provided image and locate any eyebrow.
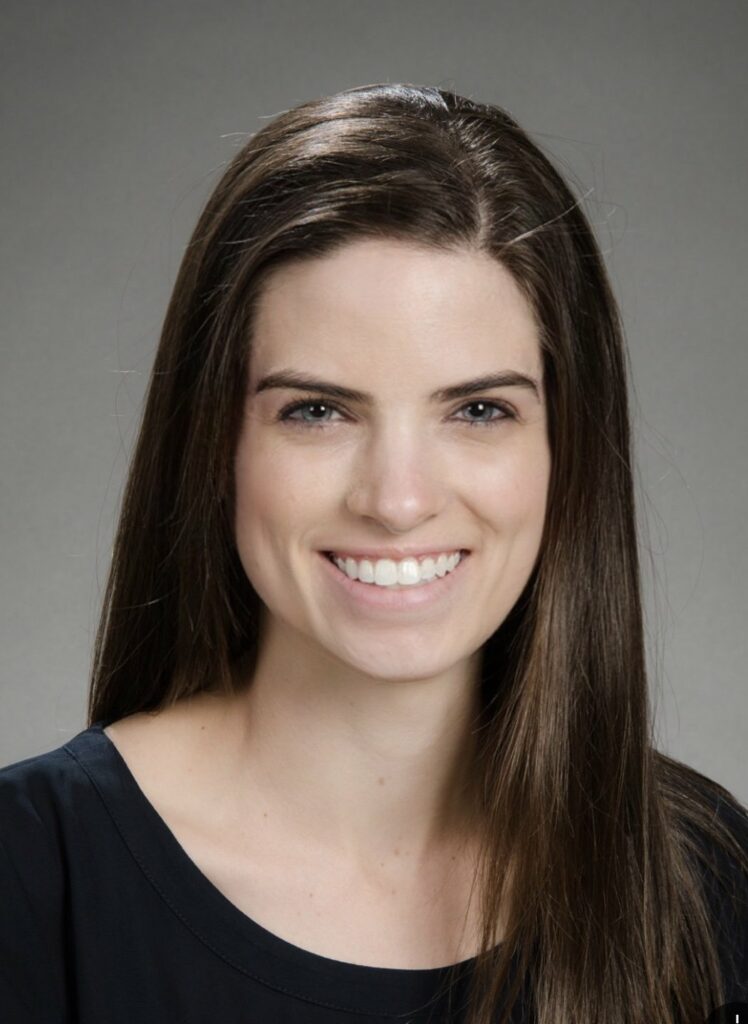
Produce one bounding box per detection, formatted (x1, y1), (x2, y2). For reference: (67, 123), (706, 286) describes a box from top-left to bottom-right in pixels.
(253, 369), (541, 403)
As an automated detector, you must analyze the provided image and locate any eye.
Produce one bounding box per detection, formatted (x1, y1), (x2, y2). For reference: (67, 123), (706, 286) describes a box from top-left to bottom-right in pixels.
(454, 400), (515, 427)
(277, 399), (345, 427)
(276, 397), (516, 428)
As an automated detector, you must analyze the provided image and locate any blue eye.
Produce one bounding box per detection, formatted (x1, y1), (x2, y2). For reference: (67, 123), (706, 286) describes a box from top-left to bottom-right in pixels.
(277, 398), (515, 428)
(453, 400), (515, 426)
(279, 400), (346, 427)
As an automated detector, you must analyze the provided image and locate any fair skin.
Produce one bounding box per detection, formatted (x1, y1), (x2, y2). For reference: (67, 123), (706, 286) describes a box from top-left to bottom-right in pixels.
(105, 237), (551, 966)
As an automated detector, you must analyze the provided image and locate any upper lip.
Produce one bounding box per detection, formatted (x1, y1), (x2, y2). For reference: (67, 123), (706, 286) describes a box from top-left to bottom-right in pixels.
(322, 546), (469, 561)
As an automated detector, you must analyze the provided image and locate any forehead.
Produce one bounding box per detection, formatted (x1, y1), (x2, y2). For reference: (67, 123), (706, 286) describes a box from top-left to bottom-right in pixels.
(250, 238), (542, 379)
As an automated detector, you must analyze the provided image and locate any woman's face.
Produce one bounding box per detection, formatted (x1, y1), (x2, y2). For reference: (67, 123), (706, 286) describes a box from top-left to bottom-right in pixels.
(235, 238), (551, 681)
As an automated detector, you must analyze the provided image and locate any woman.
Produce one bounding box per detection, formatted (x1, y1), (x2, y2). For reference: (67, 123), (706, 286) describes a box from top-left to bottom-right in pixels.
(1, 83), (746, 1024)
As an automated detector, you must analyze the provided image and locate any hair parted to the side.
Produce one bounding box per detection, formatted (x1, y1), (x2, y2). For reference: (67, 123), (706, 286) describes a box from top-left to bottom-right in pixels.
(87, 82), (747, 1023)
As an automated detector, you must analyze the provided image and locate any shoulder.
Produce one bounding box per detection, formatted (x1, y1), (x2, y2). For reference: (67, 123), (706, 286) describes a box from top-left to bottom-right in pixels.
(675, 764), (748, 887)
(0, 743), (74, 931)
(0, 730), (105, 867)
(1, 742), (76, 823)
(656, 752), (748, 866)
(0, 726), (123, 933)
(668, 761), (748, 1001)
(695, 782), (748, 924)
(0, 739), (94, 1017)
(703, 793), (748, 1003)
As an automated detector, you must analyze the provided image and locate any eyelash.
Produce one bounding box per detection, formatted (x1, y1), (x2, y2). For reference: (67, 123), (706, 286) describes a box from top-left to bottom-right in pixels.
(277, 397), (516, 429)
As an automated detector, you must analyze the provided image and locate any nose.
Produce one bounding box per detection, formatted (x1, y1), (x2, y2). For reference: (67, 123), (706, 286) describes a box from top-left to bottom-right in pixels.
(344, 427), (450, 533)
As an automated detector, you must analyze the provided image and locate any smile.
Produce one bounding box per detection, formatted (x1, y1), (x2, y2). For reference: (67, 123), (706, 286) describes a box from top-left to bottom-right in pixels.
(325, 550), (465, 588)
(318, 549), (471, 613)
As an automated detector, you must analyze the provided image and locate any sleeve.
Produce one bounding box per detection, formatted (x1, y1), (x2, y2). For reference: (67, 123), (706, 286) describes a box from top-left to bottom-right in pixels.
(0, 767), (70, 1024)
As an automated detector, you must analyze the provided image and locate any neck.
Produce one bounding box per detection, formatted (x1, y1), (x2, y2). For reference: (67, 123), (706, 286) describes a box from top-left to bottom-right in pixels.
(189, 627), (485, 875)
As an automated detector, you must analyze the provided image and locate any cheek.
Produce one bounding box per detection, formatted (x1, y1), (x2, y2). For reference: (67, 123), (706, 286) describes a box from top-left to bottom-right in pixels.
(472, 440), (551, 536)
(474, 451), (551, 620)
(511, 451), (552, 579)
(233, 435), (283, 581)
(233, 435), (329, 568)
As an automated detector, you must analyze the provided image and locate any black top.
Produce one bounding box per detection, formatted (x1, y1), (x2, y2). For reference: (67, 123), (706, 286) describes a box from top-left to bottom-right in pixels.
(0, 722), (745, 1024)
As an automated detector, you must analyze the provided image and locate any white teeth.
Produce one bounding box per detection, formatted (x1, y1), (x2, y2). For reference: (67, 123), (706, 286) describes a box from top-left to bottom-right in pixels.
(330, 551), (464, 587)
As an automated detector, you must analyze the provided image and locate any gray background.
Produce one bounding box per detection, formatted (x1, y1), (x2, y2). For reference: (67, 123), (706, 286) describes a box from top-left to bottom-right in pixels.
(2, 1), (746, 802)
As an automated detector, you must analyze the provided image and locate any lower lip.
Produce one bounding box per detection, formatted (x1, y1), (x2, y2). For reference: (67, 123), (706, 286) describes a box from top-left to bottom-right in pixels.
(318, 550), (471, 614)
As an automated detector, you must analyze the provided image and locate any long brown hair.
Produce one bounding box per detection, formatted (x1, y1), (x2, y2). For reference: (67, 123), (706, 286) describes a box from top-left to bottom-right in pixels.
(87, 83), (747, 1023)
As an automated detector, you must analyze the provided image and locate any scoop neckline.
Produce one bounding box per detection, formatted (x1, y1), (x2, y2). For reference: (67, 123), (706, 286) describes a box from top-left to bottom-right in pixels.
(65, 719), (504, 1016)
